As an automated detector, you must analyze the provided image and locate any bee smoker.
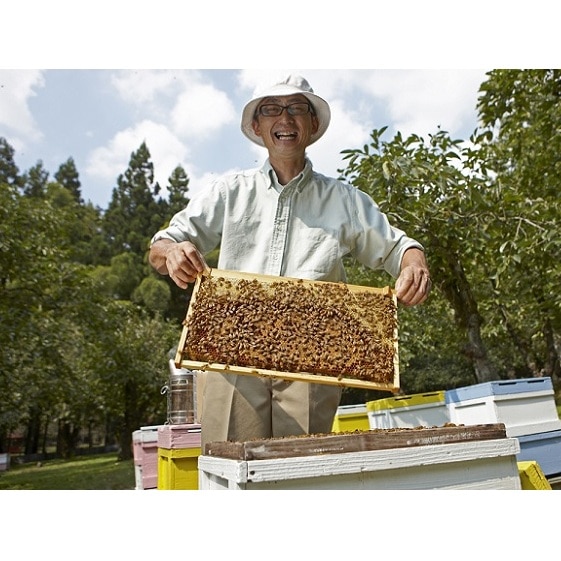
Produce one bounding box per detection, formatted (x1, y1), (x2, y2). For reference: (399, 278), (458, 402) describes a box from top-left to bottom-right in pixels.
(161, 360), (196, 424)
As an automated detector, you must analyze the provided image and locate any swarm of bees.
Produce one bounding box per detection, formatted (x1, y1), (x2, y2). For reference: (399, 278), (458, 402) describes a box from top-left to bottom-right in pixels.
(181, 271), (398, 384)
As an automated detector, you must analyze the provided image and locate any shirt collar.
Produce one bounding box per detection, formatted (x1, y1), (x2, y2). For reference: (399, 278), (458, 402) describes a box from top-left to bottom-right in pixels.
(262, 158), (313, 193)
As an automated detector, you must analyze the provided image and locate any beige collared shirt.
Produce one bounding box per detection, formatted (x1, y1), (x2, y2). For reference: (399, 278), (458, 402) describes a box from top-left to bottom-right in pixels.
(150, 158), (422, 282)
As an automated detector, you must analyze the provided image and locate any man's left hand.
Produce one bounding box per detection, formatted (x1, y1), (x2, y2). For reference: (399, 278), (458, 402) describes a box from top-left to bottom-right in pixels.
(394, 248), (431, 307)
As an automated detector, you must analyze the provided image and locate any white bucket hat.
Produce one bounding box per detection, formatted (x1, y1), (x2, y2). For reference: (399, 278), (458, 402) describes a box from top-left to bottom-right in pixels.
(240, 74), (331, 147)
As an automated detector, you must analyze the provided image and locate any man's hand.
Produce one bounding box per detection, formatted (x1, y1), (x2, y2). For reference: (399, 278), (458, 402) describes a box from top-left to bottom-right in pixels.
(149, 239), (209, 289)
(394, 247), (431, 307)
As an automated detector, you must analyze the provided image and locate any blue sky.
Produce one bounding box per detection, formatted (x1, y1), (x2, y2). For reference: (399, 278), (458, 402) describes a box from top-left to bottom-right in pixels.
(0, 68), (489, 209)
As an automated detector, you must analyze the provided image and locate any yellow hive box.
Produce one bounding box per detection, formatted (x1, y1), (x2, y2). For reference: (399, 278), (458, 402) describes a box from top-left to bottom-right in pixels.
(367, 391), (446, 411)
(331, 404), (370, 433)
(518, 460), (552, 490)
(157, 447), (201, 490)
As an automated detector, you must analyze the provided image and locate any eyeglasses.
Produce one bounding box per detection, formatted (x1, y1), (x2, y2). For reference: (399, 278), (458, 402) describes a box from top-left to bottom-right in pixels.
(257, 102), (314, 117)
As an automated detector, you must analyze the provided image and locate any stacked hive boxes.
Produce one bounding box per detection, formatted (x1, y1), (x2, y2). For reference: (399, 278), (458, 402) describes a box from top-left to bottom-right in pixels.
(157, 423), (202, 490)
(366, 391), (450, 430)
(132, 425), (161, 490)
(445, 377), (561, 478)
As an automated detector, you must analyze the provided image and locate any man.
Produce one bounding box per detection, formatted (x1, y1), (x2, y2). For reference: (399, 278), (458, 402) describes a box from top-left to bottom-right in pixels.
(149, 75), (431, 450)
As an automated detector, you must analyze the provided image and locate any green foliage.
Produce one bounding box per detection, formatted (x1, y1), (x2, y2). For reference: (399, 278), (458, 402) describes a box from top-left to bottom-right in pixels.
(103, 142), (168, 257)
(341, 126), (500, 382)
(167, 164), (191, 216)
(54, 157), (82, 204)
(0, 137), (22, 186)
(340, 70), (561, 391)
(132, 276), (171, 314)
(0, 137), (190, 459)
(22, 160), (49, 198)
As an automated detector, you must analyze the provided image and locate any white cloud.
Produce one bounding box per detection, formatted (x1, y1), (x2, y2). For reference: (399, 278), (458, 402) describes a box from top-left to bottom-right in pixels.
(85, 119), (190, 190)
(362, 69), (487, 138)
(171, 83), (236, 138)
(110, 69), (236, 139)
(110, 70), (199, 106)
(0, 70), (45, 141)
(308, 99), (371, 177)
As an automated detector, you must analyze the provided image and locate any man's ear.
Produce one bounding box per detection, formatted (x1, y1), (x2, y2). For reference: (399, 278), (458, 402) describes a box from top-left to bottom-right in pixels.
(252, 118), (262, 139)
(311, 114), (319, 135)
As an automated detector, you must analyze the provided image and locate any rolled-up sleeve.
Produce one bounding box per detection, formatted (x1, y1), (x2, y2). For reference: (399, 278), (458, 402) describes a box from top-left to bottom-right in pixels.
(351, 189), (423, 278)
(150, 180), (225, 255)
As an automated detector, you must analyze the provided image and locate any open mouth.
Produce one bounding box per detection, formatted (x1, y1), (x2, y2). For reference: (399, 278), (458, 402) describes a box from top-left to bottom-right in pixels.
(274, 132), (297, 140)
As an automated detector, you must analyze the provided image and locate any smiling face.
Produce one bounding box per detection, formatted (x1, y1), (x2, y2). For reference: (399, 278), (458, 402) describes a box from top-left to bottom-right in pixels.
(251, 94), (320, 159)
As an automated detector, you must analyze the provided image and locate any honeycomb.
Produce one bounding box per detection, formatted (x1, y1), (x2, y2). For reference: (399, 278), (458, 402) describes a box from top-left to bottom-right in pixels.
(178, 270), (398, 386)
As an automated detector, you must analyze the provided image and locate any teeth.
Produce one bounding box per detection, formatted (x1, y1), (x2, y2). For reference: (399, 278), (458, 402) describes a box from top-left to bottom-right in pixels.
(275, 132), (296, 139)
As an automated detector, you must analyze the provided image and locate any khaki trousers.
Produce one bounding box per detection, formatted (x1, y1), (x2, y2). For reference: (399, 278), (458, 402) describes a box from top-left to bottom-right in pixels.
(199, 372), (342, 452)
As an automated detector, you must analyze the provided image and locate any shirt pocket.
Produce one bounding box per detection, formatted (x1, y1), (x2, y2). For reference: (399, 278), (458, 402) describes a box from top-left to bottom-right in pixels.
(290, 227), (342, 280)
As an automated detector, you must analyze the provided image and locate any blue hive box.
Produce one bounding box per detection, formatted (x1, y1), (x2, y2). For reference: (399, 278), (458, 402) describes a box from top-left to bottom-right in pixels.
(517, 430), (561, 477)
(445, 377), (561, 437)
(445, 377), (553, 402)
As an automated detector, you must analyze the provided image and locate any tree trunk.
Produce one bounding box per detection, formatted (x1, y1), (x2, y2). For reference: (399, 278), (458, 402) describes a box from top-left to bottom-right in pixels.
(118, 379), (139, 461)
(24, 406), (42, 455)
(440, 257), (498, 383)
(56, 420), (79, 459)
(543, 318), (561, 386)
(465, 313), (497, 382)
(499, 305), (541, 376)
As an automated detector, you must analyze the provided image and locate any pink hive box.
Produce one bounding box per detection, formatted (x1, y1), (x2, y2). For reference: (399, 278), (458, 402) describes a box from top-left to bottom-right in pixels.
(133, 425), (161, 490)
(158, 423), (202, 450)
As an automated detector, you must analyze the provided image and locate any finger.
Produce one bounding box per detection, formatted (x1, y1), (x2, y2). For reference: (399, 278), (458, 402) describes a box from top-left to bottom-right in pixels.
(180, 244), (209, 275)
(396, 271), (431, 306)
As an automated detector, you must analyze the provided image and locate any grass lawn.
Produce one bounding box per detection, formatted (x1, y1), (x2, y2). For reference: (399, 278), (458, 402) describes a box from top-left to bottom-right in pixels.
(0, 453), (135, 490)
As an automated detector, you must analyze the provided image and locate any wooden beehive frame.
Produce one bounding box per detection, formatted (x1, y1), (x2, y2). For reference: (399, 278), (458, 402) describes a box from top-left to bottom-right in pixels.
(175, 269), (400, 392)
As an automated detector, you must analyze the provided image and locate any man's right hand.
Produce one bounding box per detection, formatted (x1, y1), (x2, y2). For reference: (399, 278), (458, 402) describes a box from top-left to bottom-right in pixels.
(149, 239), (209, 289)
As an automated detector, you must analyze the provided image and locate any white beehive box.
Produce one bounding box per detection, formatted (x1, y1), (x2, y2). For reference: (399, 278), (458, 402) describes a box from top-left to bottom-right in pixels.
(366, 391), (450, 430)
(0, 453), (10, 472)
(445, 377), (561, 437)
(198, 425), (521, 490)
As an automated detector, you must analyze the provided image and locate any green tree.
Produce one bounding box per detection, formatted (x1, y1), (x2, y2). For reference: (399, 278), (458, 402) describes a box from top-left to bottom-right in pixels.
(341, 127), (499, 384)
(476, 69), (561, 387)
(22, 160), (49, 198)
(80, 298), (177, 460)
(103, 142), (167, 257)
(0, 137), (22, 186)
(0, 176), (87, 454)
(0, 137), (181, 458)
(167, 164), (190, 216)
(54, 157), (83, 204)
(132, 276), (171, 315)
